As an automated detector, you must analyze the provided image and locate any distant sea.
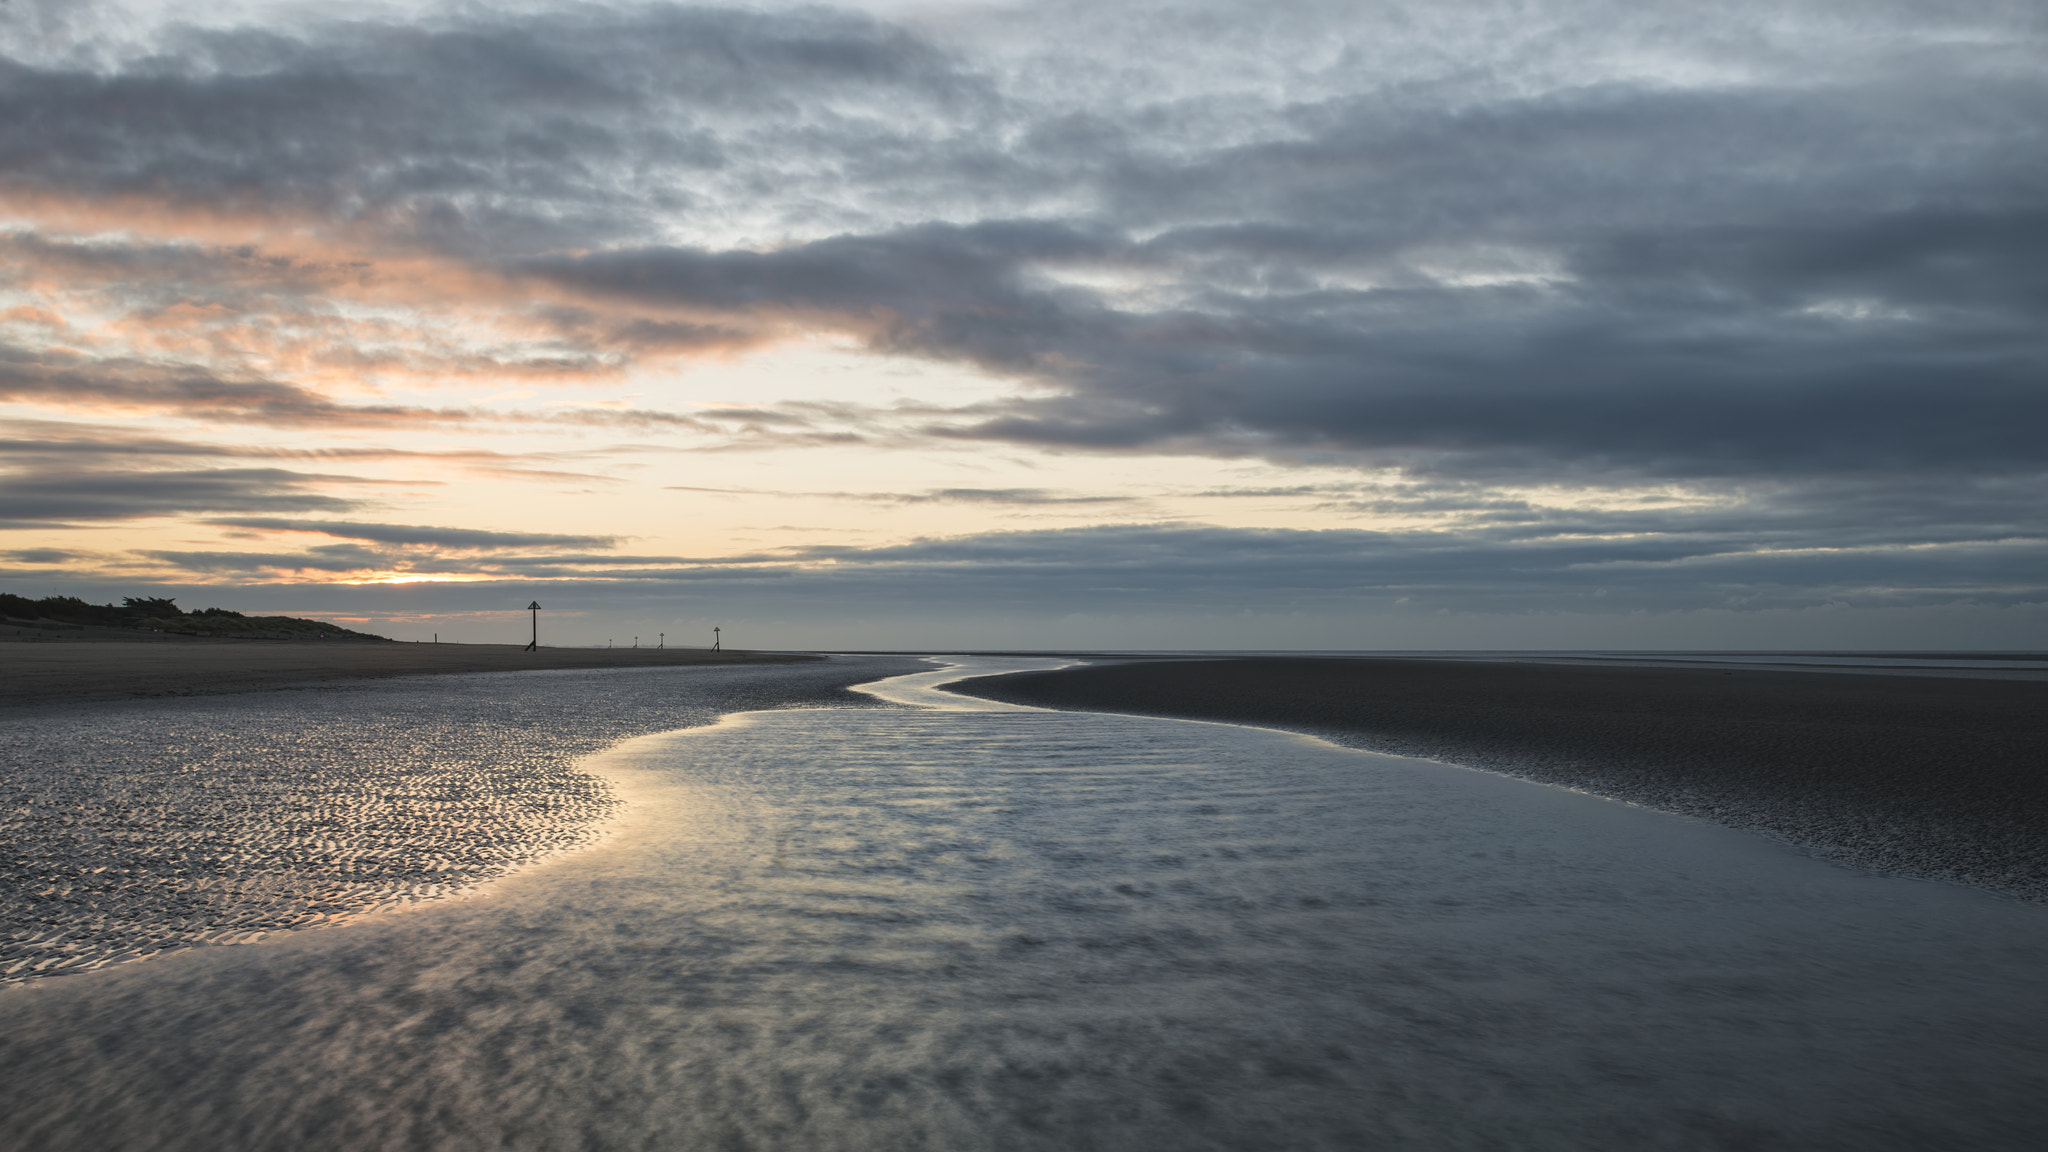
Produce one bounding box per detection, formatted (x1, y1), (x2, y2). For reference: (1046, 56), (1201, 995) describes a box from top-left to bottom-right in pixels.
(838, 649), (2048, 681)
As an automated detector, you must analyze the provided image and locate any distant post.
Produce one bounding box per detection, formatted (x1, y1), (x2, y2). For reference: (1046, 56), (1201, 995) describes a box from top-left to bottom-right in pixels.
(713, 626), (721, 651)
(659, 632), (665, 648)
(525, 601), (540, 651)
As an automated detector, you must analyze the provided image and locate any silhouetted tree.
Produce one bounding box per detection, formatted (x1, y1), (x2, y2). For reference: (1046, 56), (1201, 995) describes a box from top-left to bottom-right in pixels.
(122, 597), (183, 618)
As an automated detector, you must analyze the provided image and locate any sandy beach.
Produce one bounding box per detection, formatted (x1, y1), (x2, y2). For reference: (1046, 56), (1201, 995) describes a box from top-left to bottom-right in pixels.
(4, 655), (2047, 1151)
(0, 634), (817, 708)
(10, 643), (2044, 990)
(0, 653), (924, 982)
(951, 656), (2048, 900)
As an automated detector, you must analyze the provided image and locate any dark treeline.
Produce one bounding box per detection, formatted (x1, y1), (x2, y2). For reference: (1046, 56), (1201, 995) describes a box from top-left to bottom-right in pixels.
(1, 593), (386, 640)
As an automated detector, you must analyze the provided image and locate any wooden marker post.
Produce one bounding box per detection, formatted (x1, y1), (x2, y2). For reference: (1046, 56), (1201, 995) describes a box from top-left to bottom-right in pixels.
(525, 601), (540, 651)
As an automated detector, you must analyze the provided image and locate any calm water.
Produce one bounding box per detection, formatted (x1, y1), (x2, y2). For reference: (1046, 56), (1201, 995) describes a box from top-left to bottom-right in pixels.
(2, 658), (2045, 1150)
(0, 658), (918, 980)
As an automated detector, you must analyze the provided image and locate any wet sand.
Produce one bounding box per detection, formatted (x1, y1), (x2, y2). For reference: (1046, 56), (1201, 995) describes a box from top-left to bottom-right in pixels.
(0, 636), (816, 708)
(1, 655), (925, 982)
(950, 657), (2048, 900)
(5, 657), (2048, 1150)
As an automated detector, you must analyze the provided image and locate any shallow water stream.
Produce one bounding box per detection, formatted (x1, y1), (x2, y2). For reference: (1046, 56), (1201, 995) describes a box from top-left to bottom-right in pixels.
(2, 657), (2044, 1150)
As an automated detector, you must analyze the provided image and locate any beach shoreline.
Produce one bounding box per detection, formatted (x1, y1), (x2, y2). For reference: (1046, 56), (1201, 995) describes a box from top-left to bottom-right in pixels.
(948, 656), (2048, 901)
(0, 654), (925, 983)
(0, 636), (820, 708)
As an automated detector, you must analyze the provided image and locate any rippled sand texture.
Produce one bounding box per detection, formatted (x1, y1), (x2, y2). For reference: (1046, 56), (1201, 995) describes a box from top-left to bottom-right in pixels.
(2, 659), (2044, 1150)
(0, 657), (921, 983)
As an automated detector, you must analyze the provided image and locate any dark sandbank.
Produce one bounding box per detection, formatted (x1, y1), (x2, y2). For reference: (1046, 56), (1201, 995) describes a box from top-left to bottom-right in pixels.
(0, 635), (817, 708)
(951, 657), (2048, 900)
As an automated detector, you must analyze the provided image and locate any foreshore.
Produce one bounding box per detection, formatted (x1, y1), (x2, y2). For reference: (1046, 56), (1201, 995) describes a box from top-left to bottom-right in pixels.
(950, 656), (2048, 900)
(1, 654), (924, 982)
(0, 636), (818, 708)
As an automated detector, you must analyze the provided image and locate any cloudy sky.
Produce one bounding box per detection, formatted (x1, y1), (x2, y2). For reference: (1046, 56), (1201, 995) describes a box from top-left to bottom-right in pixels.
(1, 0), (2043, 648)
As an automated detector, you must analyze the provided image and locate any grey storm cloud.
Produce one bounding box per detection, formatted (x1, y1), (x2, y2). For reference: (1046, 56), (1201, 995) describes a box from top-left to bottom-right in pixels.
(0, 345), (474, 426)
(202, 518), (618, 550)
(131, 519), (2048, 616)
(0, 427), (238, 459)
(4, 548), (78, 564)
(738, 521), (2044, 615)
(532, 205), (2048, 477)
(4, 2), (2041, 479)
(664, 483), (1130, 505)
(2, 0), (2045, 618)
(0, 3), (991, 250)
(900, 488), (1128, 506)
(0, 347), (739, 439)
(0, 466), (369, 523)
(0, 419), (625, 488)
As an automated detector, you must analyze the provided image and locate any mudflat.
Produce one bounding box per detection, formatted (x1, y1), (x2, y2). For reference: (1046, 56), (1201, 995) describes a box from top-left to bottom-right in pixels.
(0, 636), (817, 707)
(951, 656), (2048, 899)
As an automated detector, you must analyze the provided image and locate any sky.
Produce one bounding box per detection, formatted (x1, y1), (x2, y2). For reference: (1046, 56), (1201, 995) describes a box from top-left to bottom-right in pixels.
(1, 0), (2044, 649)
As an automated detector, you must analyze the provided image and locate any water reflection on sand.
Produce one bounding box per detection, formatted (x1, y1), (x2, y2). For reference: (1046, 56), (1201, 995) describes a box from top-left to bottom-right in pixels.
(0, 658), (918, 981)
(2, 657), (2045, 1150)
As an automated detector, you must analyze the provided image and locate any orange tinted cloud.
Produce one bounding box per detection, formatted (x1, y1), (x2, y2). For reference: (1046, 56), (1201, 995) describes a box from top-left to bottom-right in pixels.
(2, 192), (789, 402)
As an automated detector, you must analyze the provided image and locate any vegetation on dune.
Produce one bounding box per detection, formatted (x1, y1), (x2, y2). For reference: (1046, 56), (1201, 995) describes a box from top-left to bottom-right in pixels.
(0, 593), (389, 640)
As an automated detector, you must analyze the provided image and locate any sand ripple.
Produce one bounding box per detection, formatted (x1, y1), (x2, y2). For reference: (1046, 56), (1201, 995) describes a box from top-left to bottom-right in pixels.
(0, 658), (917, 983)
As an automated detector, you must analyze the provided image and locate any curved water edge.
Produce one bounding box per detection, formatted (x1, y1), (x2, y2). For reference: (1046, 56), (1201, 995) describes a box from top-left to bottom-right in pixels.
(946, 657), (2048, 901)
(347, 657), (1085, 920)
(0, 655), (925, 985)
(1, 656), (2044, 1149)
(848, 653), (1081, 710)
